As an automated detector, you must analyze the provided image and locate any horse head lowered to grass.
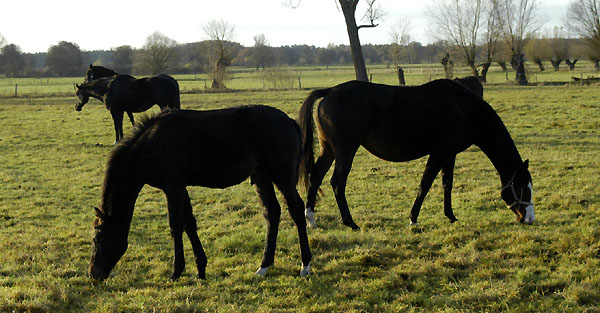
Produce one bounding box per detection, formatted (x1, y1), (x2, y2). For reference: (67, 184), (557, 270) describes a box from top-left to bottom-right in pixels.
(298, 79), (534, 230)
(89, 106), (312, 280)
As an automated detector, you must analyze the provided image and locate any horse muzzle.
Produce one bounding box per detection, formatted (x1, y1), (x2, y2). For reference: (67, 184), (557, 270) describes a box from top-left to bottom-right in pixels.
(89, 263), (109, 281)
(75, 103), (83, 111)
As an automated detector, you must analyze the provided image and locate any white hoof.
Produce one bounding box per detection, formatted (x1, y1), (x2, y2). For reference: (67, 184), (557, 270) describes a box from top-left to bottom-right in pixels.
(409, 221), (418, 227)
(300, 264), (311, 277)
(305, 208), (316, 228)
(255, 266), (269, 276)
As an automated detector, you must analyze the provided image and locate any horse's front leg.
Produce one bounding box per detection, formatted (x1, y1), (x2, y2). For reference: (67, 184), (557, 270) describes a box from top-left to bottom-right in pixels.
(110, 109), (124, 144)
(441, 155), (458, 223)
(410, 154), (447, 226)
(164, 187), (186, 280)
(252, 175), (281, 276)
(182, 189), (207, 279)
(127, 111), (135, 126)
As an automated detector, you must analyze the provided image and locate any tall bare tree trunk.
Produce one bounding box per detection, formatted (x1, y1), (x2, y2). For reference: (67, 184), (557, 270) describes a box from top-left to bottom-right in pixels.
(340, 1), (369, 82)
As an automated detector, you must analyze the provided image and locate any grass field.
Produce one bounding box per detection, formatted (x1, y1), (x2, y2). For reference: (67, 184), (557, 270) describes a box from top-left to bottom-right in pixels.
(1, 66), (599, 312)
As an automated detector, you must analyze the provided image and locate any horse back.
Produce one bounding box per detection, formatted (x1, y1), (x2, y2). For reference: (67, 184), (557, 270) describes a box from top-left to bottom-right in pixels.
(317, 80), (485, 161)
(124, 106), (300, 188)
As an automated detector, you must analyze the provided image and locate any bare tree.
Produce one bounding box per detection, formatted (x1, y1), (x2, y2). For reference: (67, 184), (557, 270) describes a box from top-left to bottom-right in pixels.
(251, 34), (274, 70)
(492, 0), (543, 85)
(428, 0), (486, 78)
(480, 3), (500, 82)
(566, 0), (600, 70)
(140, 31), (178, 75)
(286, 0), (384, 81)
(203, 19), (236, 89)
(388, 17), (411, 68)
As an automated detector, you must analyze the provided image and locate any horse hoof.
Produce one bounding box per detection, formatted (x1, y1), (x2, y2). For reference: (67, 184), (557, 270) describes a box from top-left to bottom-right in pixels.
(409, 221), (418, 227)
(300, 264), (311, 277)
(345, 222), (360, 231)
(255, 266), (269, 276)
(305, 208), (316, 228)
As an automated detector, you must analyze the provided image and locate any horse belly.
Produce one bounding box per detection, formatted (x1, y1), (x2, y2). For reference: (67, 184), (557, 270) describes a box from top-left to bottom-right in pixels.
(362, 140), (429, 162)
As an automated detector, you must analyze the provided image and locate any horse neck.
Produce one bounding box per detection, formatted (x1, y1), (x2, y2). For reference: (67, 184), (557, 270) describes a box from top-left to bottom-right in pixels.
(474, 110), (524, 186)
(85, 80), (110, 99)
(99, 160), (142, 224)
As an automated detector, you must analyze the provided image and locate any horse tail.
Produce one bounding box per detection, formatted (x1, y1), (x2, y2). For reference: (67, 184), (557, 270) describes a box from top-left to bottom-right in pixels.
(298, 88), (331, 193)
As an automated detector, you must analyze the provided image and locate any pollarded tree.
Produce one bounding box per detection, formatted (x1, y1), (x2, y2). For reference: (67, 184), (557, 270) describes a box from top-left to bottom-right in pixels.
(202, 19), (236, 89)
(549, 26), (568, 71)
(566, 0), (600, 70)
(492, 0), (543, 85)
(428, 0), (486, 78)
(524, 36), (549, 71)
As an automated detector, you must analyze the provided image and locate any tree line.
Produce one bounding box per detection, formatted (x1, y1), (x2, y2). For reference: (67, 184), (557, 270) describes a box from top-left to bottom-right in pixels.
(0, 38), (449, 79)
(0, 35), (591, 80)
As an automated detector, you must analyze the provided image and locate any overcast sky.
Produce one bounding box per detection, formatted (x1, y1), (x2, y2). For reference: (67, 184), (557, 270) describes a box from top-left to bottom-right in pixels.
(1, 0), (569, 53)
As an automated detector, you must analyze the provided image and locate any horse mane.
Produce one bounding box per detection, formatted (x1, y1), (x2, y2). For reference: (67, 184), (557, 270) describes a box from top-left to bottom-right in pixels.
(108, 110), (168, 163)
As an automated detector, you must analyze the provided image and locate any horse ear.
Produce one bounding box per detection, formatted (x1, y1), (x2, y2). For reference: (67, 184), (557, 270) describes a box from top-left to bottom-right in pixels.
(94, 207), (105, 219)
(89, 64), (93, 68)
(523, 159), (529, 169)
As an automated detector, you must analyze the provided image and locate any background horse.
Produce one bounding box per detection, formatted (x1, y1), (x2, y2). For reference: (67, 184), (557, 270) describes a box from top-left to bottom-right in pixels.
(89, 106), (312, 281)
(75, 74), (180, 143)
(82, 64), (180, 128)
(298, 79), (535, 230)
(454, 76), (484, 98)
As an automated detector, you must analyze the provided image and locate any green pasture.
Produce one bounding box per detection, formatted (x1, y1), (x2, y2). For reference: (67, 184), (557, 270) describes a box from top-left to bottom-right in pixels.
(0, 69), (599, 312)
(1, 61), (600, 98)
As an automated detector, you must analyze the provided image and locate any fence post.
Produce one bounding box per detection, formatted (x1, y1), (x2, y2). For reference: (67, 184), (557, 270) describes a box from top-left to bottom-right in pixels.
(14, 84), (18, 97)
(298, 77), (302, 90)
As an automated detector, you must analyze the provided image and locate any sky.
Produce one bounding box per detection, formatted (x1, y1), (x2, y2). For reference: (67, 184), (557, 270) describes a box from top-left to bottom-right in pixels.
(0, 0), (570, 54)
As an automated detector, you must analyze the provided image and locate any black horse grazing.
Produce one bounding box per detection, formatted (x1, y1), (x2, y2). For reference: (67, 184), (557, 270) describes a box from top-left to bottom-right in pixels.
(89, 106), (312, 281)
(75, 74), (180, 143)
(298, 79), (535, 230)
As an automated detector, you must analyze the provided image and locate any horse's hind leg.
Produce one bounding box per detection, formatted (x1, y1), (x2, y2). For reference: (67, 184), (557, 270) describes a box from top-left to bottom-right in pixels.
(182, 189), (207, 279)
(441, 155), (458, 223)
(110, 109), (124, 144)
(252, 175), (281, 276)
(164, 186), (187, 280)
(305, 142), (335, 227)
(409, 154), (448, 226)
(276, 179), (312, 277)
(331, 150), (360, 230)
